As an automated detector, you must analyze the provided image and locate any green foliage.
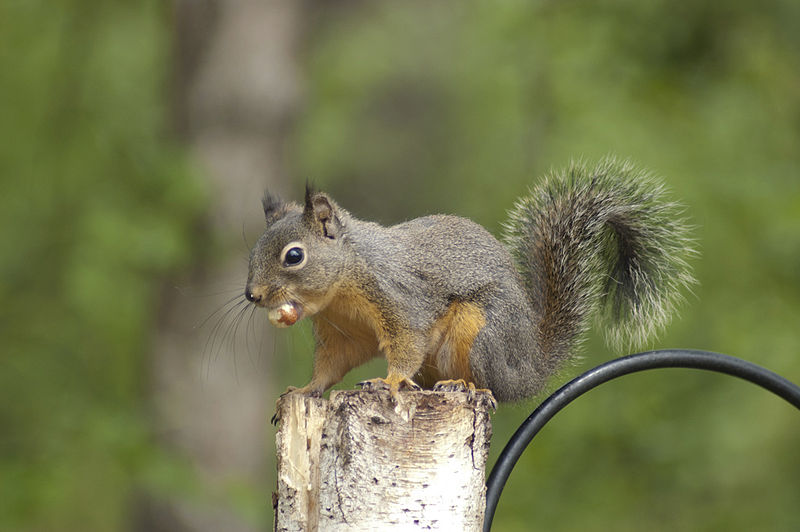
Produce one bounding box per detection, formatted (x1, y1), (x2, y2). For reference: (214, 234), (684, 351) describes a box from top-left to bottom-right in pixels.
(291, 0), (800, 529)
(3, 0), (800, 530)
(0, 1), (206, 530)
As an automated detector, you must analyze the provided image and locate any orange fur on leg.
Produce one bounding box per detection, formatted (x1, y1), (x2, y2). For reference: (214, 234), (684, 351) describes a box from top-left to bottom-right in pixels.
(425, 301), (486, 383)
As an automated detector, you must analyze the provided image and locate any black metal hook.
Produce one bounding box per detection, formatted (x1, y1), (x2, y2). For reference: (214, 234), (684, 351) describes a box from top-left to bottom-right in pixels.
(483, 349), (800, 531)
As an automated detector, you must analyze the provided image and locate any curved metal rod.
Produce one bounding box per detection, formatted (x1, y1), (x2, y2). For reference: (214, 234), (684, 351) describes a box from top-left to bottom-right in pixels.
(483, 349), (800, 531)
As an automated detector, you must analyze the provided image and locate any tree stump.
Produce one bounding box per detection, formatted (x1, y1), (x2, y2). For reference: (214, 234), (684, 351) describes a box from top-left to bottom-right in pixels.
(274, 390), (494, 531)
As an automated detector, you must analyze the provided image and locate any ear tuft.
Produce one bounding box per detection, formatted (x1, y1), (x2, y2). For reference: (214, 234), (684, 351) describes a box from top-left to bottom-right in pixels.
(262, 192), (288, 225)
(304, 182), (315, 207)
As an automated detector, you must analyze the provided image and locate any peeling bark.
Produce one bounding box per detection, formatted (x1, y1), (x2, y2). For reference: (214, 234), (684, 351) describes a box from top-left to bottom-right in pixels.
(275, 391), (493, 531)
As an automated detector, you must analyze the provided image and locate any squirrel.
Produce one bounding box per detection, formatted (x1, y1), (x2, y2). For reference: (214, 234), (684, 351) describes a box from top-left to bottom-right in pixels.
(245, 157), (696, 403)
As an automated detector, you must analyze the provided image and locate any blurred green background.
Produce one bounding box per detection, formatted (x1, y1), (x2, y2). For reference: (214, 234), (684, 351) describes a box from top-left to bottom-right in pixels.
(2, 0), (799, 531)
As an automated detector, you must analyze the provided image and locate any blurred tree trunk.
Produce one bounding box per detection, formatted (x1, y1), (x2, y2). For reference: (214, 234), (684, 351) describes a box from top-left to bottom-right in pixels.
(136, 1), (304, 531)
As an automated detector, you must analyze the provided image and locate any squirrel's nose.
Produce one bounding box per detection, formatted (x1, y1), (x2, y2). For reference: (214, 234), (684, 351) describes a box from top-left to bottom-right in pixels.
(245, 286), (261, 303)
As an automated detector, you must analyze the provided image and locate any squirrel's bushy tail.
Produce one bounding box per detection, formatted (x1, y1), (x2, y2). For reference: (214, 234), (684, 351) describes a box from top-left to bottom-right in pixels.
(503, 157), (696, 376)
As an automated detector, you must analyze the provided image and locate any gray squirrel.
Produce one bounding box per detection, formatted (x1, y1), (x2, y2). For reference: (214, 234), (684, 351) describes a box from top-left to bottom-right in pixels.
(245, 157), (696, 402)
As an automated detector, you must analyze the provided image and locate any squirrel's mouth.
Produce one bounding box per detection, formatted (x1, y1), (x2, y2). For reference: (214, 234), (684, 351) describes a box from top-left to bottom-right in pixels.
(267, 301), (303, 328)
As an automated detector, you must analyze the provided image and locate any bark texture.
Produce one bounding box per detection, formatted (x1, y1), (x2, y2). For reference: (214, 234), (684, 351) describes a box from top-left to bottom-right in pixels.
(275, 390), (494, 531)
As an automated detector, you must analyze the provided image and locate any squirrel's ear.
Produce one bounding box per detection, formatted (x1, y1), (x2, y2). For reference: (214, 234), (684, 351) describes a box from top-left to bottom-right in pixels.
(303, 188), (342, 239)
(262, 192), (288, 226)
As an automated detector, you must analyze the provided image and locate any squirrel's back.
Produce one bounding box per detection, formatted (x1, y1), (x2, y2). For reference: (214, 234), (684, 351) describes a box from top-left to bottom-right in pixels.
(346, 214), (528, 332)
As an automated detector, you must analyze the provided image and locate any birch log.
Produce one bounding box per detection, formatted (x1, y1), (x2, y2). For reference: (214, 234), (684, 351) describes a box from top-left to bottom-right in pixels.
(274, 390), (494, 531)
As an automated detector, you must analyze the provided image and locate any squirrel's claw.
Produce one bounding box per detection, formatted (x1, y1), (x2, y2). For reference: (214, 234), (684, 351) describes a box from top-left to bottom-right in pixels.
(356, 378), (390, 393)
(433, 379), (497, 411)
(433, 378), (475, 394)
(272, 385), (323, 425)
(358, 375), (421, 392)
(278, 385), (299, 398)
(358, 374), (421, 403)
(279, 385), (322, 398)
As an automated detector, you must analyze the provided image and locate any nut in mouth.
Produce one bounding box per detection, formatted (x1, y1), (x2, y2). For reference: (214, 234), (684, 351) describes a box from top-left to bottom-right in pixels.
(267, 302), (302, 327)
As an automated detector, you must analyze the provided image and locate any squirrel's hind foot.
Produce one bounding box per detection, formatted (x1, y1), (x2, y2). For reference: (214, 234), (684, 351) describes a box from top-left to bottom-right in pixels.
(433, 379), (497, 411)
(432, 378), (476, 394)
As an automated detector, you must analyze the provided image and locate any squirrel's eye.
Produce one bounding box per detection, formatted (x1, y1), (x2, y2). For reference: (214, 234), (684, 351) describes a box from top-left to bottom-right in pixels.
(280, 241), (307, 269)
(284, 247), (305, 266)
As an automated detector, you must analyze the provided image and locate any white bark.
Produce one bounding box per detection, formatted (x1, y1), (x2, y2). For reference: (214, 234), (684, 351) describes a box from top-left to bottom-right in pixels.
(275, 390), (494, 531)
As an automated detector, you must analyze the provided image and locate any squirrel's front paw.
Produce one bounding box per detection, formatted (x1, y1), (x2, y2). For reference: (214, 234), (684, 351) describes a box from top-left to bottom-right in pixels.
(358, 374), (421, 403)
(278, 385), (299, 398)
(271, 385), (323, 425)
(356, 378), (390, 393)
(279, 385), (323, 398)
